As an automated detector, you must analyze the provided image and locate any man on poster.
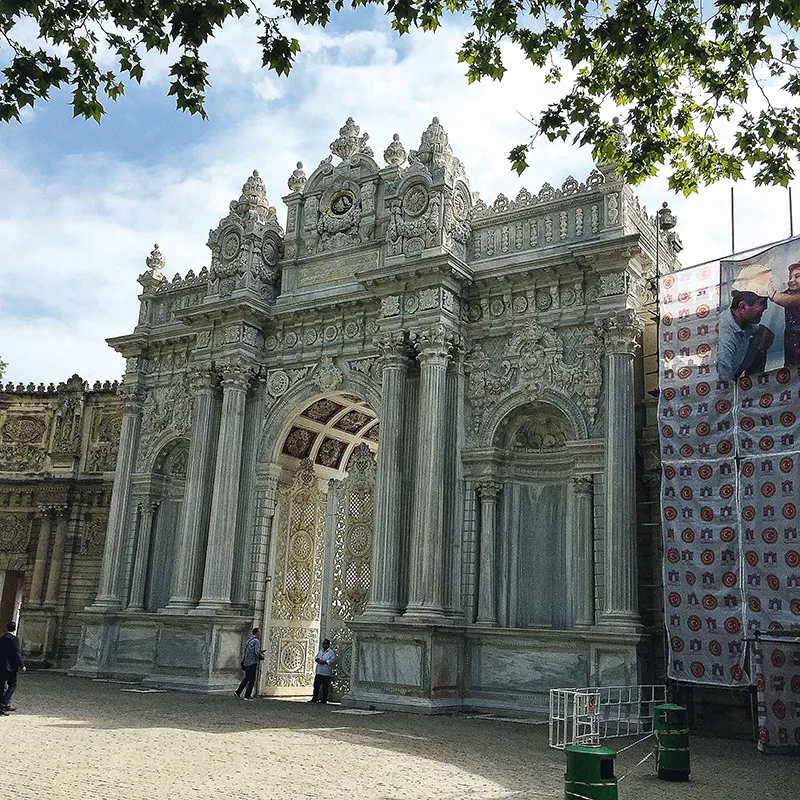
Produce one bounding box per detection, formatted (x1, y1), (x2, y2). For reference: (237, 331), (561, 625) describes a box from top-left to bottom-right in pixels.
(718, 290), (774, 381)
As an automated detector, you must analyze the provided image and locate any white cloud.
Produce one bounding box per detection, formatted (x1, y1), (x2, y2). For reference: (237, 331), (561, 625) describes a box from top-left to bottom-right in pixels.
(1, 11), (797, 385)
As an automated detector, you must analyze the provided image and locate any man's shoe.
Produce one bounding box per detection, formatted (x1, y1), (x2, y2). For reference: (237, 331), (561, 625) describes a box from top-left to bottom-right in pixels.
(4, 706), (16, 712)
(307, 699), (317, 703)
(0, 708), (8, 716)
(319, 701), (327, 705)
(233, 692), (241, 699)
(243, 697), (255, 702)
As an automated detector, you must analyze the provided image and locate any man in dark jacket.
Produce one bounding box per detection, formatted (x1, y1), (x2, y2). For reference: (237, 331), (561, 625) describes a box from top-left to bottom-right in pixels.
(0, 620), (25, 715)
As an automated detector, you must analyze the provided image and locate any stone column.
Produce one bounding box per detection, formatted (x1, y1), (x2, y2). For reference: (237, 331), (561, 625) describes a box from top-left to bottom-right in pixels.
(43, 506), (69, 606)
(92, 386), (142, 610)
(29, 506), (54, 606)
(568, 476), (595, 628)
(599, 310), (642, 628)
(405, 325), (452, 620)
(127, 500), (159, 611)
(475, 481), (502, 626)
(250, 473), (279, 630)
(166, 368), (218, 611)
(195, 363), (251, 612)
(363, 332), (411, 620)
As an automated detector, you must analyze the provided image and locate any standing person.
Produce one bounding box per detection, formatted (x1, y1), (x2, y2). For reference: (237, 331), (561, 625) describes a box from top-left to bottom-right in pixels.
(234, 627), (264, 701)
(308, 639), (336, 704)
(0, 621), (25, 715)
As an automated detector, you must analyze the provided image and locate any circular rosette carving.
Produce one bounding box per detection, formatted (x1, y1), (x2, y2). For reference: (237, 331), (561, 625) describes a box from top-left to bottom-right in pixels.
(261, 231), (282, 267)
(267, 370), (290, 397)
(402, 184), (429, 217)
(221, 229), (241, 261)
(453, 183), (470, 221)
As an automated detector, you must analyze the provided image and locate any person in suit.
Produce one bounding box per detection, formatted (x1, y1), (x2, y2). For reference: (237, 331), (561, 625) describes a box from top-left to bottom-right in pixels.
(0, 620), (25, 715)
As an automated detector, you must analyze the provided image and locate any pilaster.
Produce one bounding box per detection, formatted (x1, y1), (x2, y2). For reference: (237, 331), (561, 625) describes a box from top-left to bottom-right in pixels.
(127, 500), (160, 611)
(568, 476), (595, 628)
(475, 481), (502, 627)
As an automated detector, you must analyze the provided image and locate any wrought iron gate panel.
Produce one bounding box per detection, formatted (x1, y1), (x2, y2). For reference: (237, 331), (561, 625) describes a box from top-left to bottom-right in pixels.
(322, 443), (376, 698)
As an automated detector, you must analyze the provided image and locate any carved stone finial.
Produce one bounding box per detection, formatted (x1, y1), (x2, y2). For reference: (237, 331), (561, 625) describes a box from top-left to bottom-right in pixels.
(384, 133), (406, 166)
(408, 116), (454, 172)
(287, 161), (307, 193)
(329, 117), (373, 161)
(145, 243), (166, 280)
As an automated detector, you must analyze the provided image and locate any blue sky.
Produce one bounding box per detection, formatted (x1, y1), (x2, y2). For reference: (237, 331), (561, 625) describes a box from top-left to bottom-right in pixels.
(1, 8), (796, 383)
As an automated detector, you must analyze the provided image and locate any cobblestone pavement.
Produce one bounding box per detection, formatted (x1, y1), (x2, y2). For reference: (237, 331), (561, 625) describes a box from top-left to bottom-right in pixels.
(4, 673), (798, 799)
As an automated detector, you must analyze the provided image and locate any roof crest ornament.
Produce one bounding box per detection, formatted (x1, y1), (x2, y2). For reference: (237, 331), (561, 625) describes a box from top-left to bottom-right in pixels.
(145, 243), (166, 281)
(329, 117), (373, 161)
(230, 169), (278, 225)
(287, 161), (307, 193)
(383, 133), (406, 166)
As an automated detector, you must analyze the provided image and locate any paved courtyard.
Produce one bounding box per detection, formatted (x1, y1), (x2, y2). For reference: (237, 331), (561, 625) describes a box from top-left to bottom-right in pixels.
(4, 672), (798, 799)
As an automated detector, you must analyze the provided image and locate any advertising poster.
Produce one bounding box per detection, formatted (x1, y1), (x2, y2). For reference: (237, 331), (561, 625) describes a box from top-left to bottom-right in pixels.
(658, 237), (800, 750)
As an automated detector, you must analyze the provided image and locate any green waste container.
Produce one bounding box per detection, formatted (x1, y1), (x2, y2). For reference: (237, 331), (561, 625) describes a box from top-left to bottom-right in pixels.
(654, 703), (690, 781)
(564, 745), (618, 800)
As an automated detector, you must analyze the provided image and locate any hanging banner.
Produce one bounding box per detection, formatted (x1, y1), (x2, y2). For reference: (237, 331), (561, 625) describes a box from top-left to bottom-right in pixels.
(659, 237), (800, 690)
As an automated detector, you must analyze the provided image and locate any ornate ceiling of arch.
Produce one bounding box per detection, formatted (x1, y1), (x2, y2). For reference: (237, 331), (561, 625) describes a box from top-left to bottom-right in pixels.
(280, 391), (379, 472)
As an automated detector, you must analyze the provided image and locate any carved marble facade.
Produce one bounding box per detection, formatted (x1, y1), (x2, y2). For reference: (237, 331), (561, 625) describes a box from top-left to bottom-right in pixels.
(4, 117), (682, 711)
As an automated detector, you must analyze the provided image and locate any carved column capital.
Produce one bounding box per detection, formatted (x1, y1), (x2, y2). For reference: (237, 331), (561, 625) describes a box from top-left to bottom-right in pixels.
(572, 476), (594, 496)
(190, 366), (219, 394)
(117, 384), (144, 412)
(599, 309), (643, 356)
(218, 360), (254, 392)
(477, 480), (503, 499)
(410, 324), (454, 365)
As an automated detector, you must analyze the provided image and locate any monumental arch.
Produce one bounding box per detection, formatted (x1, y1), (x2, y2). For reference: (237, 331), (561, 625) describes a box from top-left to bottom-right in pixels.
(1, 117), (680, 712)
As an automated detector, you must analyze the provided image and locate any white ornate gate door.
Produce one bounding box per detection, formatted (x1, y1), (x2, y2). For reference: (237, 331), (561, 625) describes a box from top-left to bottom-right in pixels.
(321, 443), (376, 699)
(262, 460), (327, 694)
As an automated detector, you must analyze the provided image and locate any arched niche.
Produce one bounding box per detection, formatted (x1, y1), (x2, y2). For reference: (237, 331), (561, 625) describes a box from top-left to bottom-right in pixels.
(143, 438), (188, 611)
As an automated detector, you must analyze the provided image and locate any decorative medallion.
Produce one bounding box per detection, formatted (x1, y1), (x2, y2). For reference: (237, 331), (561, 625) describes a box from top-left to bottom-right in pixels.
(402, 184), (430, 217)
(221, 230), (241, 261)
(261, 232), (281, 266)
(328, 190), (355, 217)
(453, 184), (469, 221)
(267, 370), (290, 397)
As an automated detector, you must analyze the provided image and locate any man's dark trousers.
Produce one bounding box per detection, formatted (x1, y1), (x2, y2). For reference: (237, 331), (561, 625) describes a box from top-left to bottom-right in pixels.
(312, 674), (331, 703)
(236, 664), (257, 699)
(1, 670), (17, 707)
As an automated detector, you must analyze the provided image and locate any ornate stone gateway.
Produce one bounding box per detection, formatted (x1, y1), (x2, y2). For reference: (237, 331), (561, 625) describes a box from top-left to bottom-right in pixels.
(28, 116), (683, 713)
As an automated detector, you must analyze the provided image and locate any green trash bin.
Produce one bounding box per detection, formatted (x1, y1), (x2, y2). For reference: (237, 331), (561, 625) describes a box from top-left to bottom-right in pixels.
(564, 745), (618, 800)
(654, 703), (690, 781)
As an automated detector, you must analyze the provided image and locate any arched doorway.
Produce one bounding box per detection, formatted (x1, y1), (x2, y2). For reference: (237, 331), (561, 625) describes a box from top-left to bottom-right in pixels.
(259, 391), (379, 699)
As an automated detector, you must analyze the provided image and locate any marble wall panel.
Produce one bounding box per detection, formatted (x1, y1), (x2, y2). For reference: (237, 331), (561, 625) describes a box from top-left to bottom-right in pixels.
(156, 628), (209, 669)
(357, 640), (425, 687)
(115, 625), (158, 663)
(470, 644), (588, 692)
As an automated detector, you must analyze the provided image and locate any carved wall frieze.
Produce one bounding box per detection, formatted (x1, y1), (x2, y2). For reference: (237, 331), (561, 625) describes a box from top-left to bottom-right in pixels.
(136, 371), (194, 470)
(464, 321), (602, 444)
(313, 357), (344, 392)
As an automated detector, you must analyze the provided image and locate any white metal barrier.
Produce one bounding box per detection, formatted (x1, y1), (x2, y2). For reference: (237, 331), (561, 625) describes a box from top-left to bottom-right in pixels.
(549, 684), (667, 749)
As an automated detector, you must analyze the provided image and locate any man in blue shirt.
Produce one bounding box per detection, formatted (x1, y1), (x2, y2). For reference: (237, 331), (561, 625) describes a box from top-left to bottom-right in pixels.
(308, 639), (336, 704)
(234, 627), (264, 701)
(718, 290), (773, 380)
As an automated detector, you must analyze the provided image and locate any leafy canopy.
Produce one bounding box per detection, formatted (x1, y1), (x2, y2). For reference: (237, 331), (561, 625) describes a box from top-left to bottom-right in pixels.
(2, 1), (800, 193)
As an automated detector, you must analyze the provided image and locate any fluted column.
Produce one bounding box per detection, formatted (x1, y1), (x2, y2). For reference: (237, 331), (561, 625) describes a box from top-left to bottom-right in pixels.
(363, 332), (411, 620)
(568, 476), (595, 628)
(250, 472), (279, 630)
(405, 325), (452, 620)
(599, 310), (642, 629)
(43, 506), (69, 606)
(195, 363), (251, 612)
(127, 500), (159, 611)
(29, 506), (54, 605)
(92, 386), (143, 609)
(475, 481), (502, 626)
(166, 368), (219, 610)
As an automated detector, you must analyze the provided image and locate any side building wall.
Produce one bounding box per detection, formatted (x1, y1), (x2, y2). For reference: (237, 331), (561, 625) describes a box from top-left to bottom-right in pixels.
(0, 376), (120, 666)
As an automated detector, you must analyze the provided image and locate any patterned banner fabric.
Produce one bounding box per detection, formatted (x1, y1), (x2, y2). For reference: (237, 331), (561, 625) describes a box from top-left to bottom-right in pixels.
(659, 239), (800, 693)
(752, 635), (800, 752)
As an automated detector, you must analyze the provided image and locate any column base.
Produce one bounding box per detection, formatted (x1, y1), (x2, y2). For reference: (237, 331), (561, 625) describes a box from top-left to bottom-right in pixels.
(86, 599), (123, 613)
(161, 599), (197, 614)
(359, 602), (400, 623)
(190, 601), (233, 615)
(402, 605), (452, 625)
(597, 611), (643, 633)
(473, 618), (498, 628)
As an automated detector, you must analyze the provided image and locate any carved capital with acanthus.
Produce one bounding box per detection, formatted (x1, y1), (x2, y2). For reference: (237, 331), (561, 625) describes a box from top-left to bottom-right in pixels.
(218, 360), (255, 392)
(477, 480), (503, 499)
(572, 476), (594, 496)
(599, 309), (643, 357)
(375, 331), (413, 370)
(117, 383), (144, 413)
(410, 324), (455, 365)
(190, 366), (219, 394)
